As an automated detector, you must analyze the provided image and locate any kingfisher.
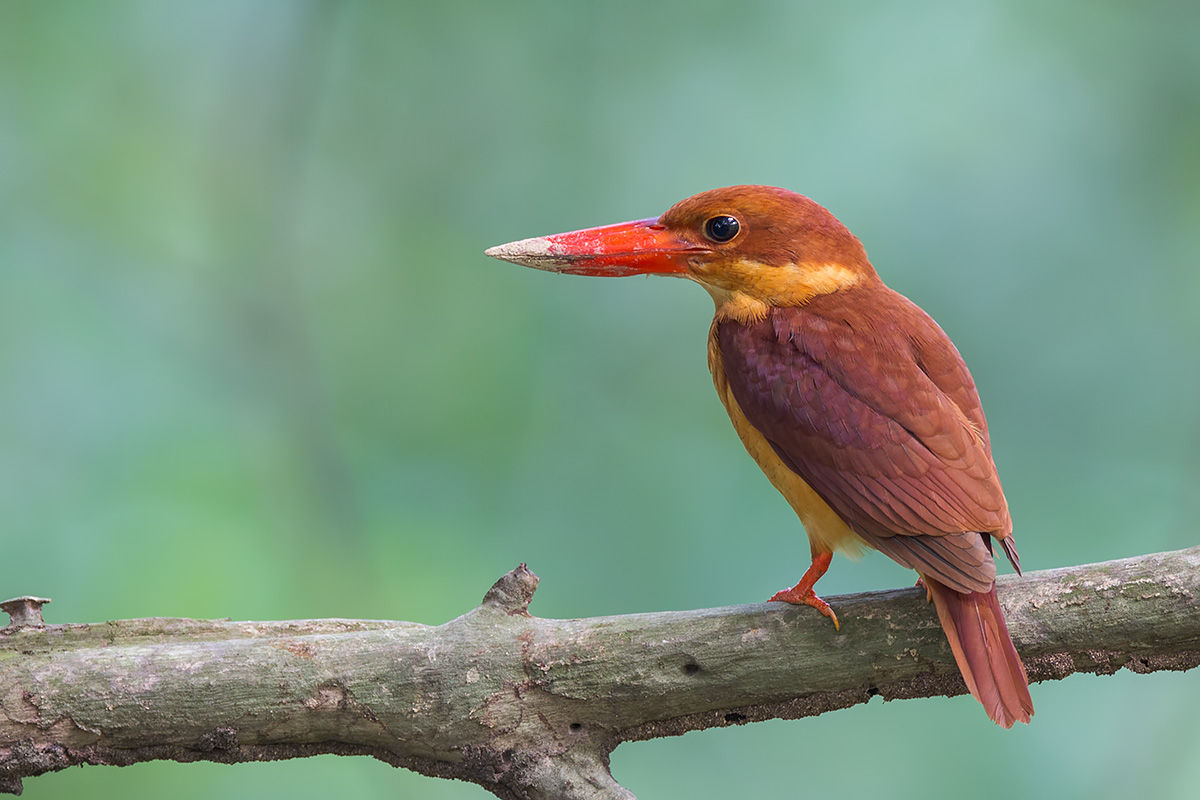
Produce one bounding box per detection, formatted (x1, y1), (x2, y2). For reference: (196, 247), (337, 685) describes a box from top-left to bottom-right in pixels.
(486, 186), (1033, 727)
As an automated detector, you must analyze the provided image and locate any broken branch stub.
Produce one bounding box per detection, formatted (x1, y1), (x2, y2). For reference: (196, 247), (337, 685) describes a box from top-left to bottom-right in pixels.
(1, 597), (51, 629)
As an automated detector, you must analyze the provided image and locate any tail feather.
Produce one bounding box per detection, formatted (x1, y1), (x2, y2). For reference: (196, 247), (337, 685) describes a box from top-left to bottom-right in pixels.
(924, 577), (1033, 728)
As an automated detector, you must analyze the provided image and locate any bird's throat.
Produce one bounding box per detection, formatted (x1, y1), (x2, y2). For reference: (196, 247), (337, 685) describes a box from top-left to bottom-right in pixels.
(702, 261), (866, 324)
(704, 287), (773, 324)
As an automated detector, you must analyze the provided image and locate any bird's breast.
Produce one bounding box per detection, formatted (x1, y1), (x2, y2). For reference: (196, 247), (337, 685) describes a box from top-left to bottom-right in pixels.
(706, 322), (868, 558)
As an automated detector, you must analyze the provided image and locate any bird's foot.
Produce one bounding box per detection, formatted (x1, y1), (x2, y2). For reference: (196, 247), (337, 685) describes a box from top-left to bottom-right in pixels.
(769, 584), (840, 630)
(915, 576), (932, 603)
(768, 551), (839, 630)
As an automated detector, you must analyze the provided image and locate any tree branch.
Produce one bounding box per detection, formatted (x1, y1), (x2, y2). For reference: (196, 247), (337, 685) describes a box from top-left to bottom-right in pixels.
(3, 548), (1199, 798)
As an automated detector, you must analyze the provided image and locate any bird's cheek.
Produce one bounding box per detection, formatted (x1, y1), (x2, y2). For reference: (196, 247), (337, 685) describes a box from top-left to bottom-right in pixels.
(686, 257), (730, 285)
(686, 261), (738, 293)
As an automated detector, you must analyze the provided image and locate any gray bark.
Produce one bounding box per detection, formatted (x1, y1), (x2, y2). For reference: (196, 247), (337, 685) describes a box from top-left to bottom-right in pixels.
(3, 547), (1199, 799)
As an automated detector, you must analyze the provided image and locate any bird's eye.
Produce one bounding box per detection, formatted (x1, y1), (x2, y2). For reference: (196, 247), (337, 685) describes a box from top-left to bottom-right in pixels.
(703, 215), (740, 243)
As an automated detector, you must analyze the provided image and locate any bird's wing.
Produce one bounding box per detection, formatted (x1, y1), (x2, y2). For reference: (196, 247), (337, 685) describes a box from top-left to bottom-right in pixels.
(716, 288), (1011, 592)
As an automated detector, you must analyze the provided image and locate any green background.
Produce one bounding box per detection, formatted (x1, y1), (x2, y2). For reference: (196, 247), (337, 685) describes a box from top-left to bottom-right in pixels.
(3, 1), (1198, 798)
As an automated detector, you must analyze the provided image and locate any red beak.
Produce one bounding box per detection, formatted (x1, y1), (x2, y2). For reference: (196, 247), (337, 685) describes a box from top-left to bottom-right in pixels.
(485, 218), (705, 277)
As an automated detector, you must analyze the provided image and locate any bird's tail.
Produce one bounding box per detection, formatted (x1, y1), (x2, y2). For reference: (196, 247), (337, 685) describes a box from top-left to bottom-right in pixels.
(924, 577), (1034, 728)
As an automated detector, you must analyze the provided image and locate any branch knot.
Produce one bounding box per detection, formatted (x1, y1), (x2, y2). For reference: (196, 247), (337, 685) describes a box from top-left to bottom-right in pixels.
(1, 597), (50, 629)
(481, 564), (539, 615)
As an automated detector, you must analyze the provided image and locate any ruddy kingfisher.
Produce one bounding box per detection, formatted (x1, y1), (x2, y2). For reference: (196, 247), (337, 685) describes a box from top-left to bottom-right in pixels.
(485, 185), (1033, 727)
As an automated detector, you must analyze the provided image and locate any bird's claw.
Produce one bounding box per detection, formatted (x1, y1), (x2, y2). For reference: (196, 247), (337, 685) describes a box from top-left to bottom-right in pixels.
(769, 586), (840, 631)
(915, 576), (932, 603)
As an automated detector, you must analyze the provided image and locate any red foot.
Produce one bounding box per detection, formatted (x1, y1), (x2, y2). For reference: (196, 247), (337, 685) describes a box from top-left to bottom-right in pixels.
(769, 586), (840, 629)
(768, 551), (840, 630)
(915, 576), (932, 603)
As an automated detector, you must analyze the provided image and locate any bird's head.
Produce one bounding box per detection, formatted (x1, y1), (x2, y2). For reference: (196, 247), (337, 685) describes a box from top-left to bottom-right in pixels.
(486, 185), (878, 321)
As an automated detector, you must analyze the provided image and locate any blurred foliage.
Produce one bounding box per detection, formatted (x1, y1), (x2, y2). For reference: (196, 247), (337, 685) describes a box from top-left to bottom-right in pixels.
(1, 1), (1198, 798)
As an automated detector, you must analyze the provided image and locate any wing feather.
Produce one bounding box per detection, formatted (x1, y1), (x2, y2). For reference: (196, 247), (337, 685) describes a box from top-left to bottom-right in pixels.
(716, 287), (1012, 591)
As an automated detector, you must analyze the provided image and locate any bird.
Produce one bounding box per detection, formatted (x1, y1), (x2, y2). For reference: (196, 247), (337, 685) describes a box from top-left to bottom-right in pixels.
(485, 185), (1033, 727)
